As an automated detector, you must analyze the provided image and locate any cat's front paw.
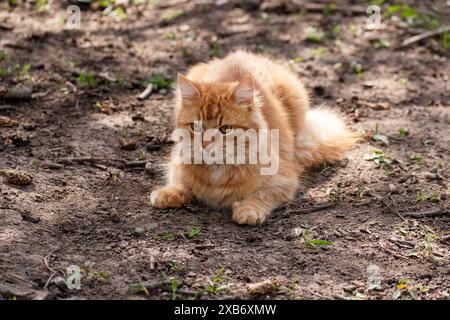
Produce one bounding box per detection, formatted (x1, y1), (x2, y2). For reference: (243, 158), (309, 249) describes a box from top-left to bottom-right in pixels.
(232, 205), (266, 226)
(150, 187), (189, 209)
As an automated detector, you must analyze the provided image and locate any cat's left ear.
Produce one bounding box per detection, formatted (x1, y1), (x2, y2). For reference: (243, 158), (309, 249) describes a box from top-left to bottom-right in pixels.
(177, 73), (200, 101)
(233, 75), (254, 106)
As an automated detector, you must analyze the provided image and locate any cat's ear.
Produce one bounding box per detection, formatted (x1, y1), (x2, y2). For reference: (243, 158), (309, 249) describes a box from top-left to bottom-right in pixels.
(177, 73), (200, 101)
(233, 75), (254, 106)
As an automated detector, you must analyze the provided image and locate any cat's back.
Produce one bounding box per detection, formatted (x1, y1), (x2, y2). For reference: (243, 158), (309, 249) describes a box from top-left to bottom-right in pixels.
(188, 50), (278, 86)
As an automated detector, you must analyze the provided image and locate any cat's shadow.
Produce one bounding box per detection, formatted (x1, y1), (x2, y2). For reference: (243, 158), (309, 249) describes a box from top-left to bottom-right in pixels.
(182, 159), (351, 223)
(271, 159), (351, 217)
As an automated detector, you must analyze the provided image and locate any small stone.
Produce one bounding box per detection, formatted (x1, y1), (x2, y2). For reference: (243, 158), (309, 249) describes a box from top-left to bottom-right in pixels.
(247, 277), (285, 296)
(0, 169), (33, 185)
(286, 227), (303, 240)
(388, 184), (398, 194)
(134, 227), (145, 235)
(119, 240), (129, 248)
(144, 162), (153, 173)
(51, 276), (67, 288)
(84, 261), (96, 269)
(111, 212), (121, 223)
(44, 163), (64, 170)
(424, 172), (440, 181)
(343, 284), (357, 293)
(119, 138), (137, 151)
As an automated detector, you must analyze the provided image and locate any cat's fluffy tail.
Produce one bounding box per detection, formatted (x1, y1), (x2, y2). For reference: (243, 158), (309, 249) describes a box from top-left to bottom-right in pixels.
(296, 108), (359, 167)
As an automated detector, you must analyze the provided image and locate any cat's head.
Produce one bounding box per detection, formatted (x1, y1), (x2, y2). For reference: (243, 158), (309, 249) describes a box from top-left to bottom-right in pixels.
(174, 74), (265, 134)
(174, 74), (267, 159)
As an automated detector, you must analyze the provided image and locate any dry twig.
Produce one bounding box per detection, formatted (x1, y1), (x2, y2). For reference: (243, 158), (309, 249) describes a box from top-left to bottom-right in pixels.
(403, 208), (448, 218)
(401, 26), (450, 47)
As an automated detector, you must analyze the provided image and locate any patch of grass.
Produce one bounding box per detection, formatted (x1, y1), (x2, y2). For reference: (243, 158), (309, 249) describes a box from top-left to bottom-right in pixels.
(0, 68), (9, 78)
(169, 260), (181, 272)
(423, 233), (438, 256)
(393, 278), (429, 300)
(349, 24), (361, 36)
(137, 150), (147, 161)
(0, 63), (31, 80)
(364, 149), (392, 166)
(19, 64), (31, 80)
(0, 50), (6, 62)
(305, 239), (333, 248)
(373, 0), (385, 5)
(171, 277), (178, 300)
(288, 56), (305, 70)
(208, 42), (222, 58)
(409, 155), (423, 163)
(301, 228), (333, 249)
(36, 0), (49, 12)
(97, 0), (114, 8)
(398, 78), (409, 86)
(258, 11), (270, 22)
(305, 26), (325, 43)
(205, 267), (228, 295)
(130, 282), (149, 296)
(144, 72), (173, 91)
(441, 31), (450, 50)
(416, 191), (440, 203)
(107, 171), (119, 182)
(164, 31), (177, 40)
(21, 63), (31, 75)
(111, 7), (127, 19)
(162, 9), (184, 21)
(65, 59), (78, 69)
(31, 159), (41, 166)
(356, 185), (365, 199)
(353, 63), (364, 79)
(398, 128), (409, 138)
(186, 226), (201, 239)
(331, 25), (341, 38)
(76, 73), (98, 88)
(115, 73), (130, 87)
(156, 232), (175, 241)
(88, 270), (110, 285)
(373, 38), (390, 49)
(385, 4), (440, 30)
(95, 101), (112, 114)
(323, 3), (336, 16)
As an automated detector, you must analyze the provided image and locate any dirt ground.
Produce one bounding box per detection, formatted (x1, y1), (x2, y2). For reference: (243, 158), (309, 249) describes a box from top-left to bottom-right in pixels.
(0, 0), (449, 300)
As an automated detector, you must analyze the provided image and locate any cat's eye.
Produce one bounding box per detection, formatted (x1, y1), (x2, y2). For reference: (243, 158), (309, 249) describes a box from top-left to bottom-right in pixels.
(219, 124), (232, 134)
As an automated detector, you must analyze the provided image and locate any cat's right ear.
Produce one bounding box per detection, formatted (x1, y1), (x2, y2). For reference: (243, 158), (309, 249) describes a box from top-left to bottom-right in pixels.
(177, 74), (200, 101)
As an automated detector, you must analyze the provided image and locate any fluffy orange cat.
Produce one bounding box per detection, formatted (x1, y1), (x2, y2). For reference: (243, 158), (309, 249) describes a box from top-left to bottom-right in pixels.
(150, 50), (357, 225)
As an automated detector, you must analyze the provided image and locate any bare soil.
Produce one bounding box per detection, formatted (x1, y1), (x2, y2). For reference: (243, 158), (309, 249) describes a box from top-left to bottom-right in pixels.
(0, 0), (449, 300)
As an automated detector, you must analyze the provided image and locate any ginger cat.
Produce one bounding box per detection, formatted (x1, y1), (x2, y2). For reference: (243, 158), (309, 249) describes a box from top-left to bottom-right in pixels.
(150, 50), (357, 226)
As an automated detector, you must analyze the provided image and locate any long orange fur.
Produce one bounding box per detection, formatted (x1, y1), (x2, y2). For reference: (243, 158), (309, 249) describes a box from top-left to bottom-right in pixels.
(150, 50), (358, 225)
